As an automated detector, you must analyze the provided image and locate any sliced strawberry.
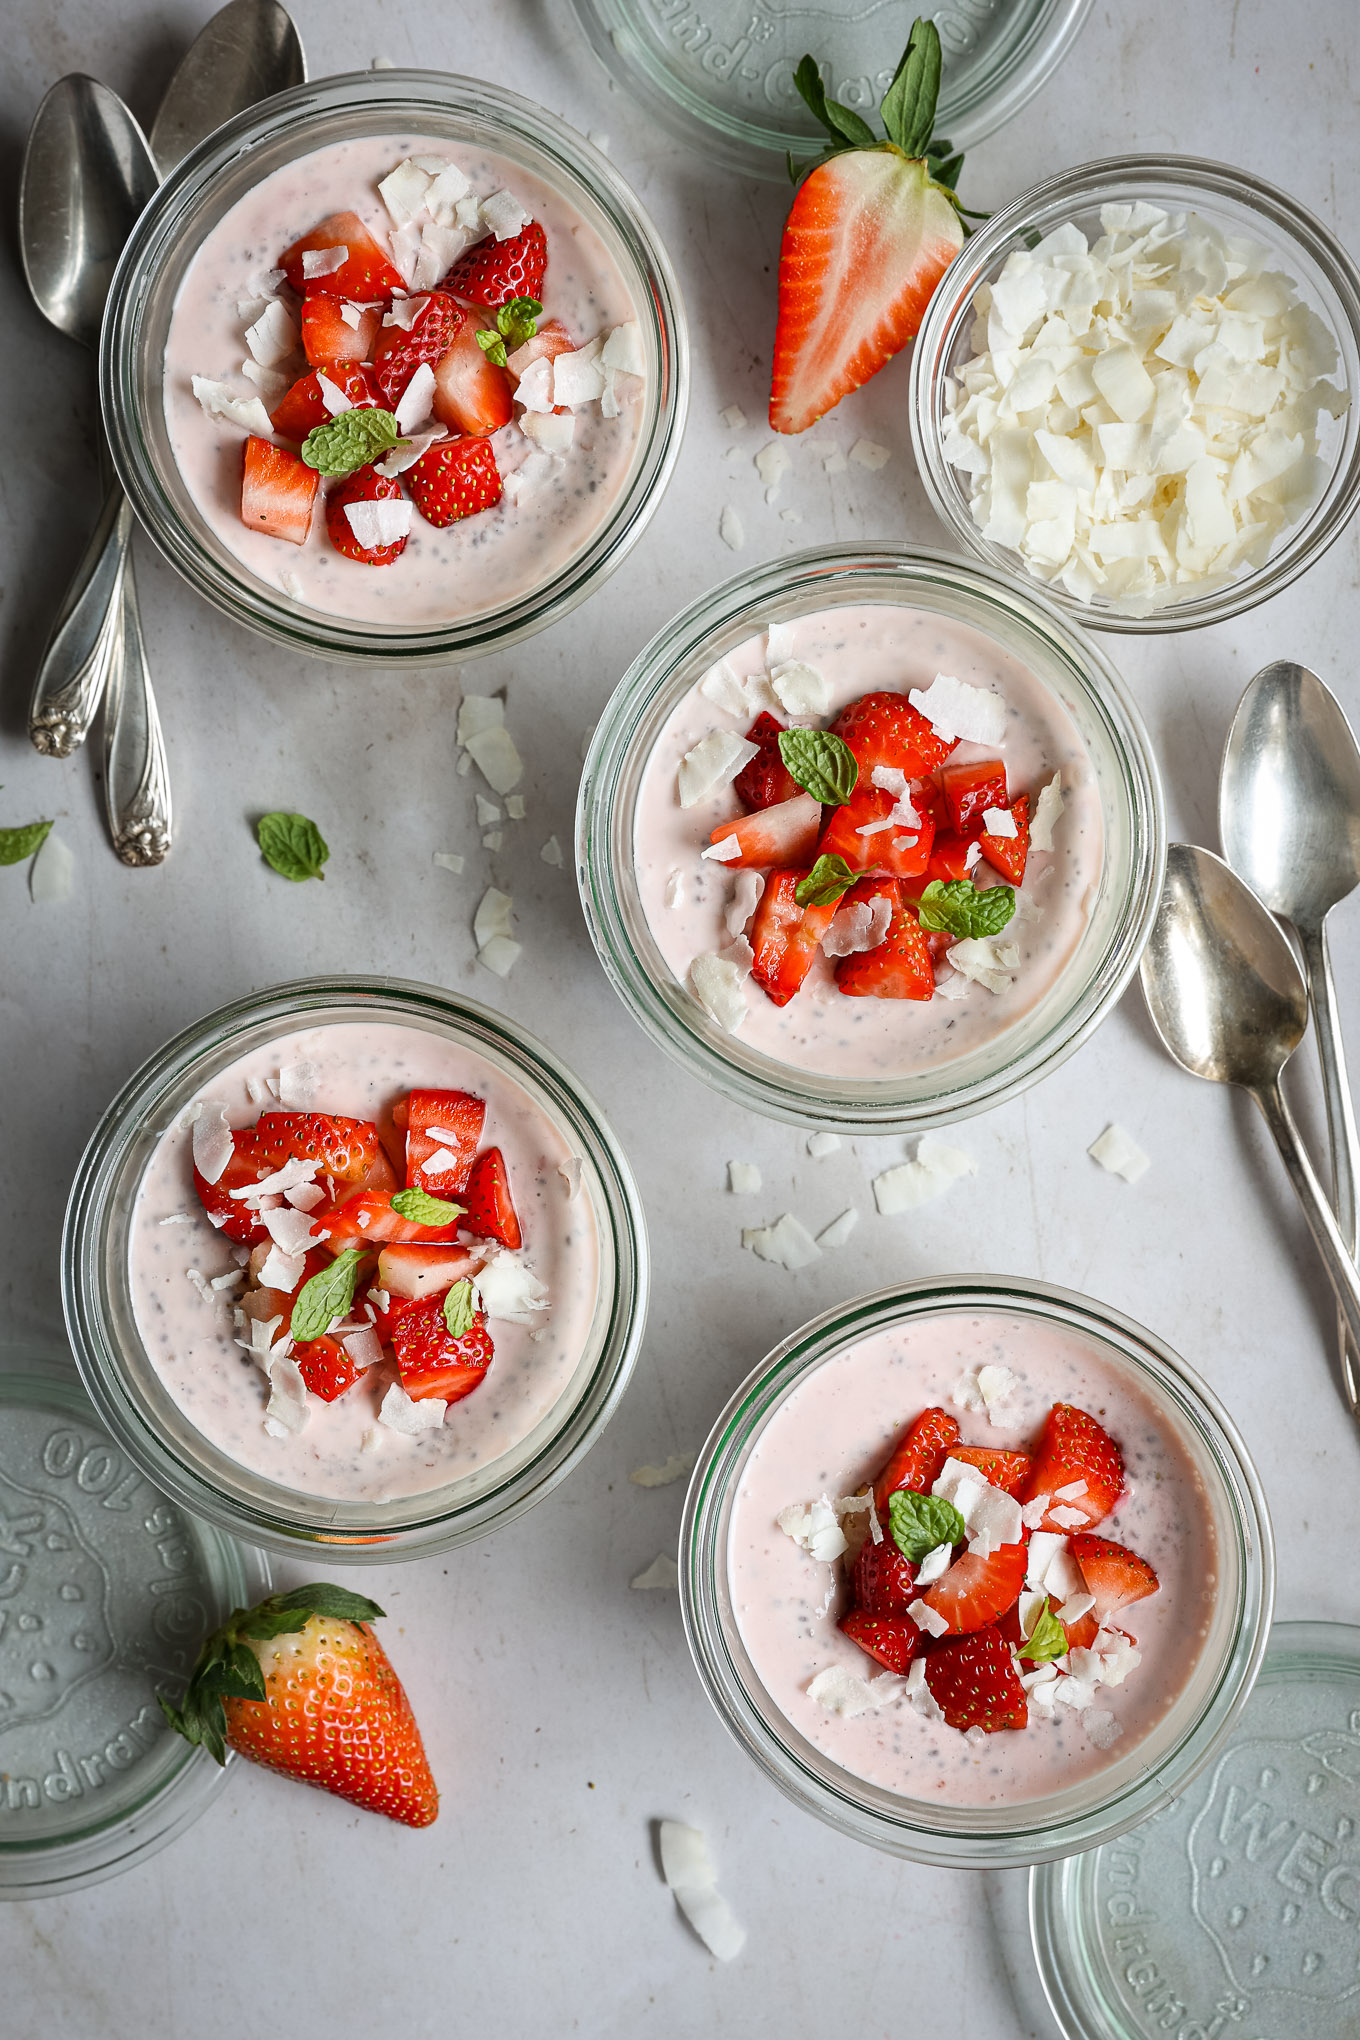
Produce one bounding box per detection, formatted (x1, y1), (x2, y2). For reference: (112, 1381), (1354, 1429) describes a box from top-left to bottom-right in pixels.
(371, 291), (465, 409)
(240, 437), (317, 546)
(979, 794), (1030, 886)
(850, 1540), (916, 1617)
(313, 1190), (461, 1252)
(748, 869), (840, 1006)
(832, 692), (957, 778)
(442, 222), (547, 307)
(505, 316), (575, 384)
(838, 1610), (918, 1675)
(923, 1626), (1028, 1733)
(299, 292), (382, 366)
(460, 1148), (522, 1250)
(279, 211), (407, 301)
(922, 1541), (1028, 1636)
(192, 1130), (275, 1244)
(1063, 1609), (1101, 1651)
(733, 713), (800, 812)
(376, 1242), (484, 1303)
(254, 1112), (385, 1186)
(430, 324), (515, 437)
(269, 363), (382, 442)
(816, 782), (936, 878)
(835, 902), (935, 999)
(1021, 1405), (1125, 1531)
(406, 436), (502, 526)
(707, 793), (822, 870)
(389, 1291), (494, 1403)
(325, 463), (409, 566)
(873, 1407), (959, 1513)
(405, 1090), (485, 1196)
(1068, 1534), (1159, 1623)
(293, 1335), (365, 1403)
(937, 758), (1008, 834)
(948, 1446), (1031, 1497)
(899, 828), (983, 892)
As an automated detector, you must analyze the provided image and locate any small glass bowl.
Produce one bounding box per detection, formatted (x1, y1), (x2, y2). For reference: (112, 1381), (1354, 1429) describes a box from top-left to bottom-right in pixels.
(680, 1276), (1274, 1869)
(576, 542), (1164, 1133)
(61, 977), (649, 1561)
(99, 68), (688, 665)
(910, 155), (1360, 633)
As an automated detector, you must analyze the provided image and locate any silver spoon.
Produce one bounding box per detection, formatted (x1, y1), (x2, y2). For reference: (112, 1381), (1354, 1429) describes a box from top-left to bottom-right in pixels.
(1141, 842), (1360, 1400)
(1219, 660), (1360, 1408)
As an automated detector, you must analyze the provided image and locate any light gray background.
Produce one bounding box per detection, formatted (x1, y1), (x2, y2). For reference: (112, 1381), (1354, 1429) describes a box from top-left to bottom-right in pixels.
(3, 2), (1359, 2033)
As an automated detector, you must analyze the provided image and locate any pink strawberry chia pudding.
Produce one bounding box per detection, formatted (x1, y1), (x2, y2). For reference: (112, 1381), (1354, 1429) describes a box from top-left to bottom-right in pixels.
(728, 1312), (1217, 1806)
(162, 133), (647, 624)
(128, 1020), (600, 1503)
(635, 602), (1104, 1080)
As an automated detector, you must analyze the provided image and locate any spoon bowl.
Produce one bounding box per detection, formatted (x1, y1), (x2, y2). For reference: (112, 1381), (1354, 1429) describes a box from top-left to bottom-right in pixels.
(150, 0), (305, 176)
(1220, 660), (1360, 927)
(19, 76), (158, 348)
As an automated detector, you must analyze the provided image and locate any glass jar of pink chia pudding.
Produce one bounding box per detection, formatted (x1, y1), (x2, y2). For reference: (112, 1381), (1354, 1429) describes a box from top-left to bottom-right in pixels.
(680, 1277), (1272, 1868)
(61, 978), (648, 1560)
(99, 70), (687, 664)
(577, 545), (1164, 1132)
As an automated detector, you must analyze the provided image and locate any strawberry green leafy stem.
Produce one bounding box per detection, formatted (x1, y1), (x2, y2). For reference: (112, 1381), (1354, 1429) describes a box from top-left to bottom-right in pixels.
(159, 1584), (386, 1766)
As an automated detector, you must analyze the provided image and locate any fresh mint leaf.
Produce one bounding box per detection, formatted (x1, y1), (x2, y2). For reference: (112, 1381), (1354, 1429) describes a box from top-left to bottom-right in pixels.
(390, 1187), (462, 1227)
(0, 819), (53, 866)
(888, 1488), (965, 1563)
(476, 328), (508, 368)
(1019, 1596), (1068, 1665)
(881, 18), (943, 158)
(777, 727), (858, 805)
(794, 854), (857, 908)
(916, 878), (1015, 939)
(442, 1278), (476, 1338)
(256, 811), (329, 883)
(301, 407), (400, 477)
(290, 1247), (364, 1342)
(476, 295), (543, 367)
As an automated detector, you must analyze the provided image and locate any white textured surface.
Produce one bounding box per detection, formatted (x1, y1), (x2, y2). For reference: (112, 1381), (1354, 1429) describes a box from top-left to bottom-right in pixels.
(2, 2), (1360, 2034)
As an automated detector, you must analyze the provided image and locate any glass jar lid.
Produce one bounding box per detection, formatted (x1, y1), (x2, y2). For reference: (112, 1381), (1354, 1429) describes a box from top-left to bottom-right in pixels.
(1031, 1621), (1360, 2038)
(569, 0), (1092, 176)
(0, 1344), (269, 1899)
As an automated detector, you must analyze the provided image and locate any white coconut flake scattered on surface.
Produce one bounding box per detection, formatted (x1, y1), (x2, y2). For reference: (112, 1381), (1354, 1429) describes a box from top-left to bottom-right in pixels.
(382, 292), (427, 332)
(905, 1657), (944, 1721)
(241, 360), (289, 401)
(915, 1542), (953, 1586)
(743, 1213), (821, 1271)
(481, 188), (529, 240)
(728, 1161), (762, 1195)
(475, 795), (502, 828)
(658, 1822), (746, 1963)
(776, 1497), (846, 1562)
(948, 936), (1020, 995)
(808, 1665), (905, 1718)
(630, 1452), (695, 1488)
(315, 371), (354, 418)
(701, 834), (741, 865)
(474, 1250), (549, 1322)
(908, 672), (1008, 745)
(823, 893), (893, 957)
(907, 1598), (951, 1639)
(340, 1326), (385, 1372)
(816, 1207), (859, 1249)
(719, 505), (745, 550)
(244, 298), (298, 366)
(1082, 1707), (1124, 1749)
(191, 378), (274, 435)
(160, 1214), (194, 1226)
(1030, 773), (1066, 850)
(394, 360), (437, 433)
(698, 661), (751, 719)
(677, 730), (760, 808)
(185, 1268), (215, 1304)
(755, 442), (790, 495)
(191, 1102), (234, 1186)
(257, 1244), (307, 1293)
(344, 498), (412, 549)
(378, 159), (432, 226)
(769, 659), (831, 717)
(539, 836), (564, 868)
(689, 953), (748, 1032)
(630, 1553), (679, 1590)
(1089, 1123), (1151, 1183)
(513, 357), (554, 414)
(477, 936), (520, 978)
(557, 1157), (583, 1203)
(474, 886), (515, 950)
(849, 438), (891, 470)
(263, 1356), (310, 1437)
(458, 694), (503, 744)
(433, 851), (465, 874)
(982, 805), (1018, 837)
(952, 1363), (1017, 1424)
(29, 831), (74, 905)
(506, 794), (526, 821)
(725, 870), (763, 936)
(806, 1131), (841, 1159)
(378, 1382), (447, 1435)
(720, 403), (747, 430)
(276, 1060), (319, 1109)
(464, 724), (523, 794)
(261, 1206), (317, 1257)
(553, 339), (608, 409)
(873, 1135), (977, 1215)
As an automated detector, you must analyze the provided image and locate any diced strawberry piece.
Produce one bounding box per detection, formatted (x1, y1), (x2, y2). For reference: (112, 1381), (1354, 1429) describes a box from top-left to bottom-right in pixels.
(460, 1148), (522, 1250)
(442, 222), (548, 308)
(948, 1446), (1031, 1496)
(253, 1112), (385, 1185)
(922, 1541), (1028, 1635)
(430, 324), (515, 437)
(873, 1407), (959, 1513)
(312, 1190), (461, 1252)
(505, 317), (575, 383)
(979, 794), (1030, 886)
(834, 901), (935, 999)
(389, 1291), (494, 1403)
(371, 291), (465, 409)
(937, 757), (1008, 833)
(376, 1242), (485, 1303)
(406, 436), (502, 526)
(837, 1610), (919, 1675)
(748, 868), (840, 1007)
(1021, 1405), (1125, 1532)
(733, 713), (800, 812)
(405, 1089), (486, 1196)
(909, 828), (982, 889)
(850, 1540), (917, 1617)
(299, 292), (382, 366)
(240, 437), (317, 546)
(279, 211), (407, 301)
(707, 793), (822, 870)
(1062, 1609), (1101, 1650)
(192, 1130), (276, 1244)
(832, 692), (957, 778)
(293, 1335), (365, 1403)
(325, 462), (409, 566)
(269, 363), (382, 442)
(1068, 1534), (1159, 1623)
(922, 1626), (1028, 1733)
(816, 782), (936, 878)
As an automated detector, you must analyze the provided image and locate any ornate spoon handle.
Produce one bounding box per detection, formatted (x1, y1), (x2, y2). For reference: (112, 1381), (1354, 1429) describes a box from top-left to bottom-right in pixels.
(28, 478), (131, 758)
(103, 557), (172, 867)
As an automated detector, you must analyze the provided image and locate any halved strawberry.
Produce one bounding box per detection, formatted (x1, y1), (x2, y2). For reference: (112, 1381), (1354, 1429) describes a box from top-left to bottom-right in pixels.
(937, 758), (1008, 833)
(279, 211), (407, 301)
(922, 1541), (1027, 1636)
(850, 1540), (917, 1617)
(505, 316), (576, 384)
(299, 292), (382, 366)
(313, 1191), (462, 1252)
(293, 1335), (366, 1403)
(406, 437), (502, 526)
(748, 869), (840, 1006)
(376, 1242), (484, 1303)
(240, 437), (318, 546)
(838, 1610), (918, 1675)
(1021, 1405), (1125, 1532)
(431, 325), (515, 437)
(442, 222), (547, 307)
(389, 1291), (494, 1403)
(325, 463), (409, 566)
(816, 782), (936, 878)
(1068, 1535), (1159, 1624)
(254, 1112), (386, 1186)
(948, 1446), (1031, 1496)
(923, 1626), (1028, 1733)
(979, 794), (1030, 886)
(834, 902), (934, 999)
(269, 363), (382, 442)
(707, 793), (822, 870)
(460, 1148), (522, 1250)
(833, 692), (957, 779)
(733, 713), (800, 812)
(371, 291), (465, 409)
(405, 1090), (485, 1197)
(192, 1130), (275, 1244)
(873, 1406), (959, 1513)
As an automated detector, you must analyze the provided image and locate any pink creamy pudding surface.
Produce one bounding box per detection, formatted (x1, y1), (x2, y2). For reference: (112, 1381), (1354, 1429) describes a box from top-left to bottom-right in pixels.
(728, 1313), (1218, 1808)
(128, 1021), (600, 1504)
(162, 133), (644, 626)
(635, 602), (1104, 1081)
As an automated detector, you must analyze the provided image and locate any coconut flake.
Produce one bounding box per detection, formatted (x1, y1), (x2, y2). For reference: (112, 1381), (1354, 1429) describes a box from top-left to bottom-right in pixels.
(1088, 1123), (1151, 1184)
(457, 694), (503, 743)
(630, 1453), (695, 1489)
(873, 1135), (977, 1215)
(905, 1657), (944, 1721)
(1082, 1707), (1124, 1749)
(755, 442), (790, 496)
(191, 1102), (234, 1186)
(806, 1131), (840, 1159)
(464, 724), (523, 795)
(378, 159), (431, 226)
(276, 1059), (319, 1109)
(952, 1363), (1017, 1425)
(473, 886), (515, 949)
(630, 1553), (679, 1590)
(776, 1496), (846, 1562)
(822, 894), (893, 958)
(263, 1356), (310, 1436)
(379, 1382), (447, 1434)
(433, 850), (465, 874)
(728, 1161), (761, 1195)
(908, 673), (1008, 746)
(907, 1598), (951, 1639)
(344, 497), (412, 549)
(340, 1326), (384, 1372)
(719, 505), (745, 551)
(816, 1207), (859, 1249)
(915, 1541), (953, 1586)
(552, 340), (607, 409)
(244, 299), (298, 367)
(948, 936), (1020, 996)
(742, 1213), (821, 1271)
(393, 361), (437, 433)
(677, 730), (760, 808)
(1030, 774), (1066, 851)
(768, 660), (830, 717)
(724, 870), (763, 936)
(808, 1665), (905, 1718)
(540, 836), (564, 868)
(191, 377), (273, 435)
(658, 1822), (746, 1962)
(474, 1250), (549, 1322)
(256, 1244), (306, 1292)
(689, 953), (748, 1032)
(481, 189), (529, 240)
(477, 936), (520, 978)
(849, 438), (891, 470)
(241, 359), (289, 402)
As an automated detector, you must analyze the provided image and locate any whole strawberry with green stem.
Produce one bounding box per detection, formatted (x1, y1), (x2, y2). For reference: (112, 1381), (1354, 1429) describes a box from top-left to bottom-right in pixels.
(770, 17), (983, 434)
(159, 1582), (438, 1827)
